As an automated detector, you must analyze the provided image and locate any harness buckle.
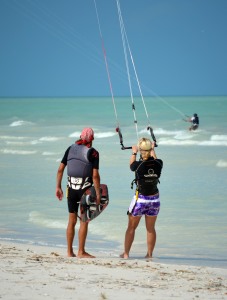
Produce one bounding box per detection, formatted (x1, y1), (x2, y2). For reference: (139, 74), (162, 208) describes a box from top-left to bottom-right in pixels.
(130, 179), (136, 190)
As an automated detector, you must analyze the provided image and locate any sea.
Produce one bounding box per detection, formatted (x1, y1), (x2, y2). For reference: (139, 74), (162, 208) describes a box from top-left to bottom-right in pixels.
(0, 96), (227, 268)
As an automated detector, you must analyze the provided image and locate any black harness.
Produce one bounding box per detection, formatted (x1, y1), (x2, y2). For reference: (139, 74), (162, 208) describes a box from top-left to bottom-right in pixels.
(131, 159), (162, 196)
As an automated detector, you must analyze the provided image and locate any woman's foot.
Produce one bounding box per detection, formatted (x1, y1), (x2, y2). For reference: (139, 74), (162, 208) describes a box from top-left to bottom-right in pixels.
(145, 253), (152, 259)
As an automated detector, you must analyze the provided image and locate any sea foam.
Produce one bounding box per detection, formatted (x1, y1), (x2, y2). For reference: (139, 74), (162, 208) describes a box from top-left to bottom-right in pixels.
(0, 135), (27, 140)
(216, 160), (227, 168)
(9, 120), (34, 127)
(69, 131), (116, 138)
(28, 211), (66, 229)
(42, 152), (60, 156)
(39, 136), (61, 142)
(153, 128), (183, 136)
(158, 139), (198, 146)
(0, 149), (37, 155)
(158, 138), (227, 146)
(211, 135), (227, 141)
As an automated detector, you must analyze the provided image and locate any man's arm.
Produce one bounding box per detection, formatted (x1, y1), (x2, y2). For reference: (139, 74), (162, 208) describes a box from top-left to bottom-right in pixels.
(92, 168), (101, 205)
(56, 163), (66, 201)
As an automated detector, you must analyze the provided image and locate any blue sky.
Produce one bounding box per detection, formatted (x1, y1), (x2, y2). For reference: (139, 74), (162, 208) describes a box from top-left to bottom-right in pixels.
(0, 0), (227, 97)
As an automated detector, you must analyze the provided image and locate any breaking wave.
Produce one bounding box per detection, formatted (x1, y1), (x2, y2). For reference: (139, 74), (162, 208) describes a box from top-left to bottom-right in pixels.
(0, 149), (37, 155)
(39, 136), (61, 142)
(0, 135), (27, 140)
(9, 120), (34, 127)
(28, 211), (66, 229)
(152, 130), (227, 146)
(69, 131), (116, 138)
(211, 135), (227, 141)
(216, 160), (227, 168)
(42, 151), (60, 156)
(158, 138), (227, 146)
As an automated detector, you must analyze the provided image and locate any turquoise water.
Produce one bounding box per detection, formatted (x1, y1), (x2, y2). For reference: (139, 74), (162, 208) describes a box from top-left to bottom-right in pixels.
(0, 96), (227, 268)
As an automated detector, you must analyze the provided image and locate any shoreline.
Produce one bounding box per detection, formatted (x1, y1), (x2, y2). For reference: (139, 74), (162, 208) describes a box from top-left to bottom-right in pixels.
(1, 241), (227, 299)
(1, 236), (226, 270)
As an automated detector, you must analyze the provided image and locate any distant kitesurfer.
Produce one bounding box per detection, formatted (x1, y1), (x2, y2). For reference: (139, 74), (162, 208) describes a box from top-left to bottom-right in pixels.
(120, 138), (163, 259)
(185, 113), (199, 131)
(56, 127), (101, 258)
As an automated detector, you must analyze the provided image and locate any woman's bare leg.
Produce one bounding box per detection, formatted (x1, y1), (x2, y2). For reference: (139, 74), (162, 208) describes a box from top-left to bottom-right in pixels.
(120, 215), (141, 259)
(145, 215), (157, 258)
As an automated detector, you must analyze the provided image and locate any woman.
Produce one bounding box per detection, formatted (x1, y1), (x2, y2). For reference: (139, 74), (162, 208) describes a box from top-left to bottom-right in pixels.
(120, 137), (163, 259)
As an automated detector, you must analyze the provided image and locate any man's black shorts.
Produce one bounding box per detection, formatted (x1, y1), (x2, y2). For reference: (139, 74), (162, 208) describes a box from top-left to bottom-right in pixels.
(67, 187), (84, 213)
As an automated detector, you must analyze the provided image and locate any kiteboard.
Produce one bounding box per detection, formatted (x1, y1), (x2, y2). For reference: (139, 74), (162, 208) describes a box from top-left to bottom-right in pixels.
(79, 184), (109, 222)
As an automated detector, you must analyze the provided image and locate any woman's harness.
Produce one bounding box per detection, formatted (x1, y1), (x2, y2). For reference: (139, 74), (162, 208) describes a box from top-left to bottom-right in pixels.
(131, 160), (161, 198)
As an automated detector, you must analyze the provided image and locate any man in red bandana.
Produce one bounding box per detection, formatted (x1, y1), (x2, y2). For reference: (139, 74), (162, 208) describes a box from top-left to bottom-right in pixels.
(56, 127), (100, 258)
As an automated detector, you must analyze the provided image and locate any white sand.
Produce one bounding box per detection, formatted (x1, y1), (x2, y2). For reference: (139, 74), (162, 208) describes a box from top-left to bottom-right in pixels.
(0, 241), (227, 300)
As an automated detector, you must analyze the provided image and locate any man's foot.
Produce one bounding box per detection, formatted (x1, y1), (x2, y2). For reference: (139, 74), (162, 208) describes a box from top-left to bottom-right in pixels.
(77, 251), (95, 258)
(67, 252), (76, 257)
(120, 253), (129, 259)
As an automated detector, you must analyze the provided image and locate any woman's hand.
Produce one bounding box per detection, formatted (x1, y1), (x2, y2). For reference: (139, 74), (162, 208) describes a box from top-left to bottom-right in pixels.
(132, 145), (138, 153)
(150, 142), (157, 159)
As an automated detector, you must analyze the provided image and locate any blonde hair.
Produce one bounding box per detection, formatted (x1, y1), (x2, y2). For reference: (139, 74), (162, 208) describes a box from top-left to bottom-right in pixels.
(138, 138), (152, 160)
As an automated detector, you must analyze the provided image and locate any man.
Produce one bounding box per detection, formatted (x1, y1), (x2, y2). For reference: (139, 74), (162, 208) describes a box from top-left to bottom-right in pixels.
(187, 113), (199, 131)
(56, 127), (101, 258)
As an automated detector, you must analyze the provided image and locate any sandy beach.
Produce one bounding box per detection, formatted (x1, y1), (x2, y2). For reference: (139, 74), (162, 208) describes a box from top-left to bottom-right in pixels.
(0, 241), (227, 300)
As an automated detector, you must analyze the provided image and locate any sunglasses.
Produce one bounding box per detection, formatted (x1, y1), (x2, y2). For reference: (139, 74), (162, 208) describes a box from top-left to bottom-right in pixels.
(139, 148), (152, 152)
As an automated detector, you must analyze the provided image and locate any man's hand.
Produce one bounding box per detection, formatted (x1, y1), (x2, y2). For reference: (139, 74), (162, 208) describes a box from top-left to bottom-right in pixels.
(56, 187), (63, 201)
(96, 195), (101, 206)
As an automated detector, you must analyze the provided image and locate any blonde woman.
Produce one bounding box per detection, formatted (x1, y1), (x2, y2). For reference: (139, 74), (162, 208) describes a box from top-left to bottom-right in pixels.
(120, 138), (163, 259)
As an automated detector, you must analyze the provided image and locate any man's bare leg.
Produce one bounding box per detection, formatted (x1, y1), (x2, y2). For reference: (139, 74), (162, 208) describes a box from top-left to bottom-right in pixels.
(77, 220), (95, 258)
(66, 212), (77, 257)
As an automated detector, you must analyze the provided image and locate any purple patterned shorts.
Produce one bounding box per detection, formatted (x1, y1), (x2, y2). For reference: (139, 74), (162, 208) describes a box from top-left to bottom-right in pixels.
(128, 194), (160, 217)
